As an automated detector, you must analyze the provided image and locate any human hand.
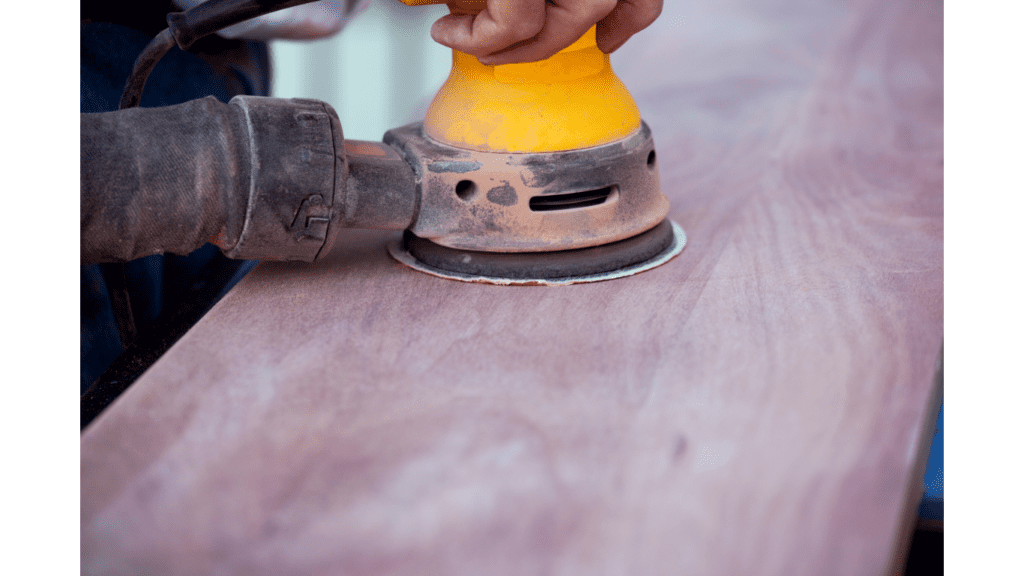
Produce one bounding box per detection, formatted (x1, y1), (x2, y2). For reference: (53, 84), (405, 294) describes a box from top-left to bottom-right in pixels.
(429, 0), (663, 65)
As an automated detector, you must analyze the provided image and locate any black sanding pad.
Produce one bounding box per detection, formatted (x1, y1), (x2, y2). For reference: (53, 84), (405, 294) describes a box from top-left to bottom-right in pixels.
(388, 219), (686, 285)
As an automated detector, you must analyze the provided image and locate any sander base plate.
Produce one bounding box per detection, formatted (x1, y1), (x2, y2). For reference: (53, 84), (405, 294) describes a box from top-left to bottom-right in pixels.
(388, 219), (686, 286)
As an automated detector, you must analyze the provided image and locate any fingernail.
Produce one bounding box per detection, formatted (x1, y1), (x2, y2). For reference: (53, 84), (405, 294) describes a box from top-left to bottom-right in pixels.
(430, 22), (446, 42)
(599, 38), (626, 54)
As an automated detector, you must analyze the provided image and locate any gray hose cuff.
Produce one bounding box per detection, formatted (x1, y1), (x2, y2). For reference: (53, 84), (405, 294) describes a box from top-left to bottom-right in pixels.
(80, 95), (347, 264)
(222, 95), (347, 262)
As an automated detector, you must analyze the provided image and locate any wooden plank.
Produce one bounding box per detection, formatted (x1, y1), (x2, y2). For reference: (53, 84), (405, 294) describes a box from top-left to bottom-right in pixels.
(81, 0), (943, 574)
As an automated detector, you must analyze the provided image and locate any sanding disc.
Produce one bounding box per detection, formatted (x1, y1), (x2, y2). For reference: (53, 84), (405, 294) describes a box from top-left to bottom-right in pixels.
(388, 219), (686, 286)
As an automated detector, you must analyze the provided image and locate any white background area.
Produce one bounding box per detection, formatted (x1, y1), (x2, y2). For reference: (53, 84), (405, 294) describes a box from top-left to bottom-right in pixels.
(269, 1), (452, 142)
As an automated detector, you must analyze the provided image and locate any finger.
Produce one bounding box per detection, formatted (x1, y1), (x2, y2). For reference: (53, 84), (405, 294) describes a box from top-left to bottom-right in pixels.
(430, 0), (547, 58)
(480, 0), (620, 65)
(596, 0), (663, 54)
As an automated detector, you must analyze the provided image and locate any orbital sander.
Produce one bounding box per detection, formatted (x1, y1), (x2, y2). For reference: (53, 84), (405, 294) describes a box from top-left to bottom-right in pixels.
(85, 0), (685, 285)
(386, 0), (685, 284)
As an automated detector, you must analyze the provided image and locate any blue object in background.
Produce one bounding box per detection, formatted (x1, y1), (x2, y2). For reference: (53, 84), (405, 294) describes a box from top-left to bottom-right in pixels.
(919, 403), (943, 521)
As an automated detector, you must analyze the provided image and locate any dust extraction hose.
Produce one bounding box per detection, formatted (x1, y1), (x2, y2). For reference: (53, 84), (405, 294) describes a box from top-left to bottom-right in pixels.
(81, 95), (417, 265)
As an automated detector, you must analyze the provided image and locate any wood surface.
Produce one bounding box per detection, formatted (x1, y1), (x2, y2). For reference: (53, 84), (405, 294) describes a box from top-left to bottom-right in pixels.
(81, 0), (944, 574)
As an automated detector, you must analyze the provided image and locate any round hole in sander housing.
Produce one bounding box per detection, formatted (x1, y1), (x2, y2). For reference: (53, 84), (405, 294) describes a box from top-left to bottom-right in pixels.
(390, 219), (686, 286)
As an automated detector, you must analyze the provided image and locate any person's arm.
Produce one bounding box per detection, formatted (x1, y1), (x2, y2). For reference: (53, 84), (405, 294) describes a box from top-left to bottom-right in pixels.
(429, 0), (663, 65)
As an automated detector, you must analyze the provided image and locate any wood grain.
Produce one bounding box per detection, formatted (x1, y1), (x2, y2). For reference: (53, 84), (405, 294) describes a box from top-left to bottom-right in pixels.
(81, 0), (943, 574)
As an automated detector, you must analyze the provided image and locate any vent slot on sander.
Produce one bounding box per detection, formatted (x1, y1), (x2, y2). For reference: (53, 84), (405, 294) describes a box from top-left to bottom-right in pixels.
(529, 186), (616, 212)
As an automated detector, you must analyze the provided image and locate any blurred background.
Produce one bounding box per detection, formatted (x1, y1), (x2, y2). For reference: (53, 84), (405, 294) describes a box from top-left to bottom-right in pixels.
(269, 1), (450, 141)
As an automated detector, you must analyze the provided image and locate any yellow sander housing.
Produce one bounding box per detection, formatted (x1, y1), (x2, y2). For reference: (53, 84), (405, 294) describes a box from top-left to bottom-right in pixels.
(387, 0), (685, 284)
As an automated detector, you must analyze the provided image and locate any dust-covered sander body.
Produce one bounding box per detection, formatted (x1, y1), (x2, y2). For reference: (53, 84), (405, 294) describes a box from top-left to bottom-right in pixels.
(386, 0), (685, 284)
